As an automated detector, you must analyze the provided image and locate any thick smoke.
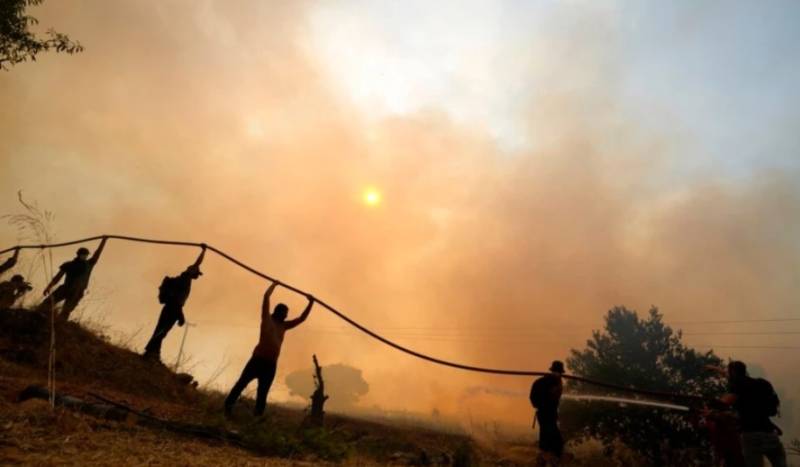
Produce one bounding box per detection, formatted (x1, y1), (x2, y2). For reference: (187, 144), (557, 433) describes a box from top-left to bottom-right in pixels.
(0, 0), (798, 435)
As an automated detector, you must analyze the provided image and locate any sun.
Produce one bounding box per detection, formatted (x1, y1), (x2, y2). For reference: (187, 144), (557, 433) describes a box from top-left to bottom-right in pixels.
(362, 187), (382, 207)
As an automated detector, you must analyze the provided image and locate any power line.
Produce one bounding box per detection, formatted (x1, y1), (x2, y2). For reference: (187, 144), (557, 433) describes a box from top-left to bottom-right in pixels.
(683, 332), (800, 336)
(304, 327), (800, 339)
(202, 321), (800, 335)
(296, 318), (800, 331)
(192, 320), (800, 340)
(194, 322), (800, 340)
(690, 345), (800, 350)
(672, 318), (800, 325)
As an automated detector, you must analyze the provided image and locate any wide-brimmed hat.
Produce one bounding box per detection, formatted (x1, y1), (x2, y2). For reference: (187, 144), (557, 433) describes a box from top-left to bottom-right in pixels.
(549, 360), (565, 374)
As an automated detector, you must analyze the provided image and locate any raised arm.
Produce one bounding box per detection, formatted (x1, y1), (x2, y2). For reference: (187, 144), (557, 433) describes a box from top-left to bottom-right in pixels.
(89, 237), (109, 265)
(193, 244), (207, 267)
(284, 294), (314, 330)
(261, 281), (279, 320)
(0, 248), (19, 275)
(43, 269), (65, 296)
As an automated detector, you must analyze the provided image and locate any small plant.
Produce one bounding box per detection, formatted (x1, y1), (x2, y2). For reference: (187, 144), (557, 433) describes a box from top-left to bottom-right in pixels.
(220, 410), (351, 461)
(237, 415), (301, 457)
(297, 426), (350, 461)
(201, 354), (231, 390)
(2, 190), (57, 289)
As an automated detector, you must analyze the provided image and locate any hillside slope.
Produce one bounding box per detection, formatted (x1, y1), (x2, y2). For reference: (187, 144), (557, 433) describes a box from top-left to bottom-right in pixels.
(0, 309), (487, 465)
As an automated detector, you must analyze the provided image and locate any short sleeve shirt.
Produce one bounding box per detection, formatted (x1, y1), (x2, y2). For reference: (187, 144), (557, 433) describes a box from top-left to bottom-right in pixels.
(59, 258), (93, 291)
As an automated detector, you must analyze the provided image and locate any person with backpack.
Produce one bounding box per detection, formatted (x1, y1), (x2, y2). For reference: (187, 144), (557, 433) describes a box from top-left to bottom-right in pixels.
(37, 237), (109, 321)
(714, 361), (787, 467)
(224, 281), (314, 417)
(530, 360), (565, 465)
(143, 244), (206, 362)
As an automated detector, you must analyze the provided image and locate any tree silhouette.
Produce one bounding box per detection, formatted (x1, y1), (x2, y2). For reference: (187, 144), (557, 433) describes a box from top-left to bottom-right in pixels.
(1, 0), (83, 70)
(562, 306), (726, 465)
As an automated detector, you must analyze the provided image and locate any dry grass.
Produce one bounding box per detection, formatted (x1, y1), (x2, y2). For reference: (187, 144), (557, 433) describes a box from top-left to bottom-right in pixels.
(0, 308), (491, 465)
(0, 309), (202, 407)
(0, 307), (671, 465)
(0, 397), (317, 466)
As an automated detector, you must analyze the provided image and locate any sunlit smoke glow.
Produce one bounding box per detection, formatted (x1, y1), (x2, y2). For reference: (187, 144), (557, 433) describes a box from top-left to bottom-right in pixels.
(363, 187), (382, 207)
(0, 0), (798, 439)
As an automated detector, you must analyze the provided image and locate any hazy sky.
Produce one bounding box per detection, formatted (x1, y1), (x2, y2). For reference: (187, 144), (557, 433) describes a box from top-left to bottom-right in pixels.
(1, 0), (799, 434)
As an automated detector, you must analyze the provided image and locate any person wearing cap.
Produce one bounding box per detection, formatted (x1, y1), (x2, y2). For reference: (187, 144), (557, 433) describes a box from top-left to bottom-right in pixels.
(0, 248), (20, 277)
(224, 281), (314, 417)
(143, 244), (206, 362)
(38, 237), (109, 320)
(530, 360), (565, 464)
(0, 274), (33, 309)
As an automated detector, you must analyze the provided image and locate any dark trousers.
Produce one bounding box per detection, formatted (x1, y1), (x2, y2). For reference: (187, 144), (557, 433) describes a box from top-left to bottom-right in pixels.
(741, 432), (787, 467)
(225, 355), (277, 416)
(38, 285), (84, 321)
(537, 409), (564, 457)
(144, 304), (181, 359)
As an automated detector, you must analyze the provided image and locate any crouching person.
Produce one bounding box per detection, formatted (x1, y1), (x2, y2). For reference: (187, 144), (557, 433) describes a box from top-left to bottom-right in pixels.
(0, 274), (33, 309)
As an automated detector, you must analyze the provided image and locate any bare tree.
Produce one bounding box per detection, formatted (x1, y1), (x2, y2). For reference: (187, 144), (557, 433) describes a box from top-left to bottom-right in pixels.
(308, 354), (328, 426)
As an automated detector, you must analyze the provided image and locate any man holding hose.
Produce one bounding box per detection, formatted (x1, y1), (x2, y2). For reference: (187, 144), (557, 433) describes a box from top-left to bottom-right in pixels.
(143, 244), (206, 362)
(38, 236), (108, 321)
(225, 281), (314, 417)
(530, 360), (565, 465)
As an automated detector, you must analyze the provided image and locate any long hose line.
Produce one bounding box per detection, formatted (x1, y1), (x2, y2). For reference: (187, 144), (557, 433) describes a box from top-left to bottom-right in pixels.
(0, 235), (710, 404)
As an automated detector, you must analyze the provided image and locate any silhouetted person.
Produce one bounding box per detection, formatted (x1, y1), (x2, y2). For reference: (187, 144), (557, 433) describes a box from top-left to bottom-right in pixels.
(225, 281), (314, 417)
(530, 360), (565, 465)
(0, 248), (19, 276)
(143, 245), (206, 362)
(38, 237), (108, 321)
(0, 274), (32, 309)
(715, 361), (786, 467)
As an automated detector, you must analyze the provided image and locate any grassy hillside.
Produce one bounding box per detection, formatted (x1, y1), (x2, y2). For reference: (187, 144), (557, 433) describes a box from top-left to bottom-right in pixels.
(0, 308), (651, 465)
(0, 308), (487, 465)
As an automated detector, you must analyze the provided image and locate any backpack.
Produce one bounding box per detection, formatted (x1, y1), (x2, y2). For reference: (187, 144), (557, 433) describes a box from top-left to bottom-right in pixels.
(753, 378), (780, 417)
(530, 376), (550, 409)
(158, 276), (179, 304)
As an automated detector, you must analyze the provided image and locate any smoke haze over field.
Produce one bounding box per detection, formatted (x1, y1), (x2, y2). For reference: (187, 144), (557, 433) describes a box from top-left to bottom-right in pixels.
(1, 0), (799, 436)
